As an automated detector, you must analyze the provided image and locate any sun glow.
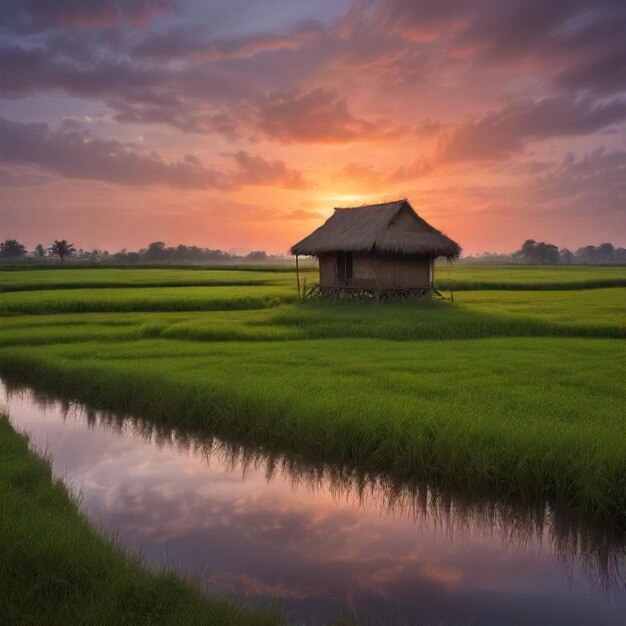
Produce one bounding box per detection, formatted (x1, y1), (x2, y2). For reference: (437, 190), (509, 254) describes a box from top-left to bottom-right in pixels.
(323, 194), (376, 206)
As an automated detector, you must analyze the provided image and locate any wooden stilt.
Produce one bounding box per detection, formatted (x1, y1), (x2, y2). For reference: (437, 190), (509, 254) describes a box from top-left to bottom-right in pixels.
(295, 254), (301, 298)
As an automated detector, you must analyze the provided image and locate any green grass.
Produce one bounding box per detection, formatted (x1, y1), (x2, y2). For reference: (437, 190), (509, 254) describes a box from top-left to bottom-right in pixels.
(2, 288), (622, 348)
(0, 268), (317, 293)
(2, 336), (625, 525)
(0, 285), (300, 314)
(455, 288), (626, 328)
(2, 265), (624, 294)
(0, 265), (624, 527)
(0, 415), (281, 625)
(435, 263), (626, 290)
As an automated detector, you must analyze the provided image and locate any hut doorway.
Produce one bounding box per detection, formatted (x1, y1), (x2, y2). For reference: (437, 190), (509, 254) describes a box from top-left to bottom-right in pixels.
(336, 251), (353, 284)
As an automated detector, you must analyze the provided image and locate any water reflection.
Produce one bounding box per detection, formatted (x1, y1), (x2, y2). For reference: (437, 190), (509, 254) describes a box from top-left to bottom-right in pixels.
(2, 379), (625, 625)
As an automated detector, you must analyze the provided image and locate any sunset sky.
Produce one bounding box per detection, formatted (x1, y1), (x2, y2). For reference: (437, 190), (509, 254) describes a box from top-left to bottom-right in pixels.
(1, 0), (625, 254)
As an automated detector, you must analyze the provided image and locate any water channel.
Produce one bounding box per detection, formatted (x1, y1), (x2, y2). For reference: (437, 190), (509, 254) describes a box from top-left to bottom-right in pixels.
(3, 380), (624, 625)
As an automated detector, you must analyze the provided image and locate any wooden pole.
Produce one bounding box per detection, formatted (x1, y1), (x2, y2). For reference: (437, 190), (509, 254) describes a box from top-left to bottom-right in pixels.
(430, 256), (435, 288)
(295, 254), (301, 298)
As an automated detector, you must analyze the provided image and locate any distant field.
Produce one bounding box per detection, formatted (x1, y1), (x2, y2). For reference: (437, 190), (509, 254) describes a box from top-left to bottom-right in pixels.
(0, 268), (317, 292)
(435, 263), (626, 290)
(1, 264), (624, 525)
(0, 285), (299, 315)
(2, 264), (624, 293)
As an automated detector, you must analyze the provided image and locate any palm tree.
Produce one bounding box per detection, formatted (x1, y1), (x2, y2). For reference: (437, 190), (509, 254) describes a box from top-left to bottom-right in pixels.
(0, 239), (27, 259)
(49, 239), (76, 261)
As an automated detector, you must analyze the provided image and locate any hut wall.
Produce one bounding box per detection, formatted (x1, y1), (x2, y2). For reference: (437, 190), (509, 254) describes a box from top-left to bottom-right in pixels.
(372, 255), (431, 289)
(318, 252), (431, 290)
(351, 254), (374, 287)
(318, 254), (337, 288)
(319, 253), (375, 288)
(394, 257), (431, 289)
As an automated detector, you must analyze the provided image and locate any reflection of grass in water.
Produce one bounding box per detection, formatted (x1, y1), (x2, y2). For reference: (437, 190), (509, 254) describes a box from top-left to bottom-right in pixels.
(8, 381), (626, 597)
(0, 413), (281, 625)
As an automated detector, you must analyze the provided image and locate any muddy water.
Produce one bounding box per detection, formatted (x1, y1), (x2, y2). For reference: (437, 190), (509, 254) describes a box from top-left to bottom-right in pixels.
(2, 380), (625, 625)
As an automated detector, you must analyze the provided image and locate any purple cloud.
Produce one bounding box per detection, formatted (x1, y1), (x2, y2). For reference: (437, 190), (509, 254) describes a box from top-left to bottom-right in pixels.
(252, 87), (403, 144)
(438, 97), (626, 162)
(2, 0), (176, 33)
(0, 118), (311, 190)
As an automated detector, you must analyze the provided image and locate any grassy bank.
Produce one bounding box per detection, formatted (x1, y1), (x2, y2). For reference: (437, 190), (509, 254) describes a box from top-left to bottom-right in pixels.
(0, 415), (280, 625)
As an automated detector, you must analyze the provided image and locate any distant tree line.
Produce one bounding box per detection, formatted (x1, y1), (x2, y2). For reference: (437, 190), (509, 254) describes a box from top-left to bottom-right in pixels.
(113, 242), (271, 263)
(0, 239), (77, 260)
(0, 239), (277, 263)
(513, 240), (626, 264)
(2, 237), (625, 264)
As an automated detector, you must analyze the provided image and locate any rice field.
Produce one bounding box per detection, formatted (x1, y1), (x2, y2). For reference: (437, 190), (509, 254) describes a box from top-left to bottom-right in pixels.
(1, 266), (625, 525)
(2, 263), (624, 293)
(0, 267), (311, 292)
(0, 285), (298, 315)
(435, 263), (626, 290)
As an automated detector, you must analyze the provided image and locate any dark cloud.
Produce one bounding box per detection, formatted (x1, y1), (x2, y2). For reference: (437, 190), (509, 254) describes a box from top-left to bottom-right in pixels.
(0, 42), (163, 99)
(2, 0), (176, 33)
(438, 97), (626, 162)
(0, 0), (625, 149)
(531, 148), (626, 215)
(371, 0), (626, 98)
(0, 118), (311, 190)
(0, 117), (228, 188)
(555, 45), (626, 96)
(453, 0), (626, 65)
(110, 99), (240, 136)
(228, 151), (312, 189)
(0, 6), (412, 143)
(132, 21), (323, 61)
(371, 0), (626, 61)
(253, 87), (402, 144)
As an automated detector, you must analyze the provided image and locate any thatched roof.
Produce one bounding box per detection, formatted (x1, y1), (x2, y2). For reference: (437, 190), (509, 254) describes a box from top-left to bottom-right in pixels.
(291, 199), (461, 259)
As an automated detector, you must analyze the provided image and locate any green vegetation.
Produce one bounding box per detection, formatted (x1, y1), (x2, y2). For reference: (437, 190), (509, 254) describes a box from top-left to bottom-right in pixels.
(2, 264), (624, 294)
(1, 266), (624, 529)
(1, 288), (622, 347)
(0, 415), (280, 625)
(434, 263), (626, 290)
(0, 267), (315, 292)
(0, 285), (299, 314)
(3, 336), (625, 527)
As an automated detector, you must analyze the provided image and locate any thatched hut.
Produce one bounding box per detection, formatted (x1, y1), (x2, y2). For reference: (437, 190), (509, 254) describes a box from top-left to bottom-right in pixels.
(291, 199), (460, 298)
